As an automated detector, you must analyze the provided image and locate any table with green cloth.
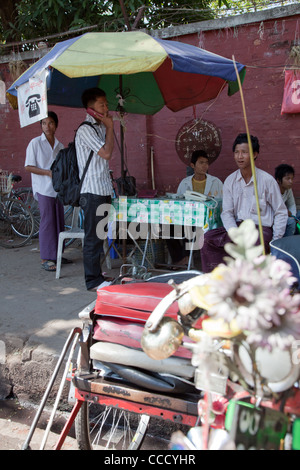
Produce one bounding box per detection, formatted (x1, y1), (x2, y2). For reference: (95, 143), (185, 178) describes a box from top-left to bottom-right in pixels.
(111, 196), (221, 228)
(109, 196), (222, 268)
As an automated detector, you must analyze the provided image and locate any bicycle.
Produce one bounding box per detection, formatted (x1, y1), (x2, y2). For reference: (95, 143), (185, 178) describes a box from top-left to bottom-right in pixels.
(13, 186), (40, 238)
(8, 178), (84, 243)
(22, 266), (300, 450)
(2, 173), (40, 238)
(0, 171), (35, 248)
(22, 220), (300, 450)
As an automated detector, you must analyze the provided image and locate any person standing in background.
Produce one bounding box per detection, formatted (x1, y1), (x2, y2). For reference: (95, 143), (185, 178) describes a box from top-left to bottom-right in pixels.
(275, 163), (300, 236)
(76, 88), (114, 291)
(25, 111), (69, 272)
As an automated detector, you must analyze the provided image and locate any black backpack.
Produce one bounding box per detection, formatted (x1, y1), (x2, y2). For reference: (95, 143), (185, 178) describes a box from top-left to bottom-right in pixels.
(51, 121), (96, 207)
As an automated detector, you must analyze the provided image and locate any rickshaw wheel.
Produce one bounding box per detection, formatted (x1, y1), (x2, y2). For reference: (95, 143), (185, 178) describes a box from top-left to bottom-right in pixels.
(75, 400), (150, 450)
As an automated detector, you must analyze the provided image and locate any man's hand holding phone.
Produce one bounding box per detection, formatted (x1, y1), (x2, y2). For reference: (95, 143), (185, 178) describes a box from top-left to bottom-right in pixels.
(87, 107), (104, 120)
(87, 107), (113, 130)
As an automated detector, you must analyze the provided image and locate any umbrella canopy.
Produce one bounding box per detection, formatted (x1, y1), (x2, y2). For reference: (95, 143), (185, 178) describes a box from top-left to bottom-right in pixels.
(7, 31), (246, 115)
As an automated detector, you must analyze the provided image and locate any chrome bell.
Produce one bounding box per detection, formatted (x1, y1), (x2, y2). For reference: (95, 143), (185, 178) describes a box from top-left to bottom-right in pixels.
(141, 316), (184, 360)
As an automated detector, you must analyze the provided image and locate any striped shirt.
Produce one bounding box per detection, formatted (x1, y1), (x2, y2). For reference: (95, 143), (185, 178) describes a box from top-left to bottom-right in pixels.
(75, 114), (113, 196)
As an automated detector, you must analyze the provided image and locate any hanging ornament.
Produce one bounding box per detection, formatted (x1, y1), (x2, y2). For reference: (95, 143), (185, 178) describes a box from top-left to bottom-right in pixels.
(175, 118), (222, 166)
(0, 80), (5, 105)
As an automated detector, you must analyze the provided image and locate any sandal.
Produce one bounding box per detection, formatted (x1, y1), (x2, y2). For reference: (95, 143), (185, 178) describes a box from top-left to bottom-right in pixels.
(41, 260), (56, 272)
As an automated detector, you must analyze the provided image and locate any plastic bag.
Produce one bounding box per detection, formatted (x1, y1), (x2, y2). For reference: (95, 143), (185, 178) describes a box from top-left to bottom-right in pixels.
(116, 173), (136, 196)
(281, 69), (300, 114)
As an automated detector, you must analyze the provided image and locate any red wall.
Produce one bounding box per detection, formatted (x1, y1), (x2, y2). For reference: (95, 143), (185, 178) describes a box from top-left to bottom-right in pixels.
(1, 10), (300, 196)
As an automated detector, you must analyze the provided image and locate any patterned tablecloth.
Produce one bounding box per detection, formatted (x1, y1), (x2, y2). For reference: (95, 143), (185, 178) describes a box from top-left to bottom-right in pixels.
(111, 196), (222, 231)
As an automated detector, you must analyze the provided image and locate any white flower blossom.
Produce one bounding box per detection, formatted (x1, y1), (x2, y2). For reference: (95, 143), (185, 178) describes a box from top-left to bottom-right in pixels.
(200, 220), (300, 350)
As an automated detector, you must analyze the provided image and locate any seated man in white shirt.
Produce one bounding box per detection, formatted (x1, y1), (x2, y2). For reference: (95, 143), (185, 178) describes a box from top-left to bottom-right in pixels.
(177, 150), (223, 198)
(166, 150), (223, 265)
(200, 133), (288, 273)
(275, 163), (300, 237)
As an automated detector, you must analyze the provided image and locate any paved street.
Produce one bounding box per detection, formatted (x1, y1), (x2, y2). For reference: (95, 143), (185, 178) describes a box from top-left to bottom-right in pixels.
(0, 238), (185, 450)
(0, 237), (119, 449)
(0, 399), (78, 450)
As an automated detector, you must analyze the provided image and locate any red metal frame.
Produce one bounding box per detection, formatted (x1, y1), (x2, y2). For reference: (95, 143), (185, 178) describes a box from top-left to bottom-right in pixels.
(74, 388), (198, 427)
(54, 387), (198, 450)
(55, 382), (300, 450)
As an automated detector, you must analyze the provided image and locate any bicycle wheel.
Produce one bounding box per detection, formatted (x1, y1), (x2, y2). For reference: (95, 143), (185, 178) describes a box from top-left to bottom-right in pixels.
(15, 188), (40, 238)
(0, 198), (34, 248)
(75, 400), (150, 450)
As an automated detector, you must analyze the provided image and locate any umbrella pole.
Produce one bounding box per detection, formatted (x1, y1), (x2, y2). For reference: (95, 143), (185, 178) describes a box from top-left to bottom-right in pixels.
(120, 115), (125, 181)
(118, 75), (126, 183)
(120, 119), (127, 262)
(232, 56), (265, 255)
(118, 75), (127, 262)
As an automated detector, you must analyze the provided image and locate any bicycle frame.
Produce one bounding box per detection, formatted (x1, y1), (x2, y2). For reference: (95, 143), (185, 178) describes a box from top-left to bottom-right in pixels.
(0, 195), (34, 248)
(22, 270), (300, 451)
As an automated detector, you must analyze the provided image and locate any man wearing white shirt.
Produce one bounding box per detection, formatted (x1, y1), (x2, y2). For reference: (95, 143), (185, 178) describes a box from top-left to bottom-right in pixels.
(201, 133), (288, 273)
(275, 163), (300, 237)
(25, 111), (66, 272)
(176, 150), (223, 199)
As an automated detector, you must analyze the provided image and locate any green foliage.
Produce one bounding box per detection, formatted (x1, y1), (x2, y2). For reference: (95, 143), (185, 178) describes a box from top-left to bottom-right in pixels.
(1, 0), (294, 45)
(210, 0), (296, 16)
(0, 0), (230, 44)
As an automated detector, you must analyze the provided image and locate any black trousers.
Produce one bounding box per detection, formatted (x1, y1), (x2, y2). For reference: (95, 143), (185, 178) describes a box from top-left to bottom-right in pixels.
(165, 225), (196, 263)
(80, 193), (111, 290)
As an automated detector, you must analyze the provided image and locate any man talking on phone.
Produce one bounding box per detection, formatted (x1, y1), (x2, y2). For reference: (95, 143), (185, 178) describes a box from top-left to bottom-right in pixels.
(76, 87), (114, 291)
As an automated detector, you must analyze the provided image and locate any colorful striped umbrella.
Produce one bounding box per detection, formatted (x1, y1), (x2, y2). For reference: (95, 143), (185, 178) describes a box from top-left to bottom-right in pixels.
(7, 31), (246, 115)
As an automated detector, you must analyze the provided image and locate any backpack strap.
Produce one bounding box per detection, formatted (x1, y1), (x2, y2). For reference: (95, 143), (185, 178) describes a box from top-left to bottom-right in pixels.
(76, 121), (98, 188)
(79, 149), (94, 190)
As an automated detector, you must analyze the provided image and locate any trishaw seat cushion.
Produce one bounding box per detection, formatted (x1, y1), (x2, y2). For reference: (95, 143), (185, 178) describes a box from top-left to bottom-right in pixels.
(93, 315), (193, 359)
(95, 282), (178, 322)
(90, 342), (194, 378)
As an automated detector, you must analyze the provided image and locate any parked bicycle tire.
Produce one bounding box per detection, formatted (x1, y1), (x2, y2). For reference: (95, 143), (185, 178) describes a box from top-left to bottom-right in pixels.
(74, 347), (149, 450)
(0, 198), (34, 248)
(15, 187), (40, 238)
(75, 400), (149, 450)
(8, 191), (84, 243)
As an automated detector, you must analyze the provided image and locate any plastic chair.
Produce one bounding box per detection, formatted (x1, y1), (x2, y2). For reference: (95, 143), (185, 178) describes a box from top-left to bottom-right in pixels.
(270, 235), (300, 286)
(56, 206), (84, 279)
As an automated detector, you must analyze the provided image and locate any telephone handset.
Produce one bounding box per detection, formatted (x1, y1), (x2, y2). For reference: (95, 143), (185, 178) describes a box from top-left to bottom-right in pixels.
(184, 190), (209, 202)
(184, 191), (218, 208)
(25, 94), (42, 118)
(86, 107), (104, 120)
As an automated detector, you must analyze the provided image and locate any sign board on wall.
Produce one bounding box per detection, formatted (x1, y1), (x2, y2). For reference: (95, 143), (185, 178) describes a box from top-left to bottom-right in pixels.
(17, 70), (48, 127)
(0, 80), (5, 104)
(281, 70), (300, 114)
